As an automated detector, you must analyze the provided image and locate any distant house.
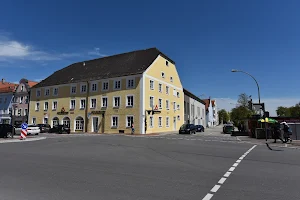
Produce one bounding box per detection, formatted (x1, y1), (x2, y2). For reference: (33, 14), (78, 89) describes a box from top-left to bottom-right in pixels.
(0, 79), (18, 124)
(11, 79), (38, 126)
(183, 88), (206, 126)
(203, 98), (219, 127)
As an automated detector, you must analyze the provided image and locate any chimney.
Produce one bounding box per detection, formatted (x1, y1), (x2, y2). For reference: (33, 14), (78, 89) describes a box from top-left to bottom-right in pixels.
(1, 78), (5, 84)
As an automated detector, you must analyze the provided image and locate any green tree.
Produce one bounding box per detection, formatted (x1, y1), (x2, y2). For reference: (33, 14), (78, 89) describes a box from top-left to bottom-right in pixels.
(230, 106), (253, 126)
(237, 93), (251, 108)
(276, 106), (291, 117)
(218, 109), (230, 123)
(289, 103), (300, 117)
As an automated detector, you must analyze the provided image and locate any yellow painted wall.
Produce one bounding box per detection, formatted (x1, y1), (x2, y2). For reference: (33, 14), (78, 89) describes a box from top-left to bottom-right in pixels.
(143, 55), (184, 133)
(29, 75), (142, 134)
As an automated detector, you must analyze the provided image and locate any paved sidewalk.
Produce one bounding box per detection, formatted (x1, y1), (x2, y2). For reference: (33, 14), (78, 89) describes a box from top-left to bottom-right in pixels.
(0, 136), (46, 143)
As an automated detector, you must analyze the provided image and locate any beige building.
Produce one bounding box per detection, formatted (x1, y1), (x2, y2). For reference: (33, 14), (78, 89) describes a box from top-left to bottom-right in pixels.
(29, 48), (184, 134)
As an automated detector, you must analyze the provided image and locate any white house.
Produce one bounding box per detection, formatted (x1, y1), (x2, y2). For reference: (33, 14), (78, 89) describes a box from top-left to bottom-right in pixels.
(183, 88), (206, 126)
(204, 98), (219, 127)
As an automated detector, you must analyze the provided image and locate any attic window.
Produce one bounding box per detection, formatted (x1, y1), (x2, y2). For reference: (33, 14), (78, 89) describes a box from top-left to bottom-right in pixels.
(166, 61), (169, 66)
(170, 77), (173, 82)
(161, 72), (165, 78)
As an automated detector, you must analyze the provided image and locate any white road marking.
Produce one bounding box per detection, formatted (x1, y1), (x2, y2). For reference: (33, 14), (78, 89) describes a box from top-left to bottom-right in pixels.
(218, 177), (227, 184)
(202, 145), (257, 200)
(210, 185), (221, 193)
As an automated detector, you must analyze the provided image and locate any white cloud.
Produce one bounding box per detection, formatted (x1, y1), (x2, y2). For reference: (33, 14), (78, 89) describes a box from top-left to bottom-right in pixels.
(215, 97), (300, 116)
(88, 47), (107, 57)
(0, 34), (106, 63)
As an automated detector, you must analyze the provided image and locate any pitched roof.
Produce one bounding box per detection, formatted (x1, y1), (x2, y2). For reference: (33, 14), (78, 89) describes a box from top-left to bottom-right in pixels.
(183, 88), (206, 105)
(33, 47), (174, 88)
(27, 81), (39, 88)
(0, 85), (17, 93)
(203, 99), (210, 111)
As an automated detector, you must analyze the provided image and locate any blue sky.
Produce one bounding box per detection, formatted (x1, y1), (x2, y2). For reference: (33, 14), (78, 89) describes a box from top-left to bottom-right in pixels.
(0, 0), (299, 115)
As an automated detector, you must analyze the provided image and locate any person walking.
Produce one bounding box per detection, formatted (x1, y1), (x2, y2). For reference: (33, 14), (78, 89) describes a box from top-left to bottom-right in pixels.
(273, 123), (285, 143)
(283, 122), (292, 143)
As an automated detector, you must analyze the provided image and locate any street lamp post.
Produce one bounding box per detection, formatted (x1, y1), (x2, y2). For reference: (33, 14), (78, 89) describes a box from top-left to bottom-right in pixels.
(231, 69), (261, 104)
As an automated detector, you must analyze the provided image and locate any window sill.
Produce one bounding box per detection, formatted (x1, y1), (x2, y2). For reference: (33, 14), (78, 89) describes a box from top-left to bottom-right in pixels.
(70, 108), (75, 111)
(113, 88), (121, 90)
(44, 110), (48, 111)
(52, 109), (57, 111)
(113, 106), (120, 109)
(80, 108), (85, 110)
(90, 107), (96, 109)
(126, 105), (133, 108)
(101, 106), (107, 109)
(111, 126), (118, 129)
(35, 110), (39, 112)
(75, 129), (83, 131)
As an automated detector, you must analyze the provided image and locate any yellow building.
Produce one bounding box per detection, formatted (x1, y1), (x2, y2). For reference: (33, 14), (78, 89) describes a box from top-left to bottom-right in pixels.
(29, 48), (184, 134)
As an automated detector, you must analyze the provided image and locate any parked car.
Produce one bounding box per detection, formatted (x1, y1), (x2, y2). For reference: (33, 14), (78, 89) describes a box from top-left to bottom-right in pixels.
(223, 124), (235, 134)
(15, 124), (40, 135)
(0, 124), (14, 138)
(37, 124), (51, 133)
(195, 125), (205, 132)
(179, 124), (197, 134)
(49, 125), (70, 134)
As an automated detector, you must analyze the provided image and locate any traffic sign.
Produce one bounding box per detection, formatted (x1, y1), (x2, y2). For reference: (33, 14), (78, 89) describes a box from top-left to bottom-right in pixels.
(21, 123), (28, 130)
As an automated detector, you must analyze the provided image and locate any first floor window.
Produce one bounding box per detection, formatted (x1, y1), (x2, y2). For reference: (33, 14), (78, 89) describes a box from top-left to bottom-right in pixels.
(80, 99), (86, 109)
(35, 102), (40, 111)
(91, 98), (97, 108)
(173, 102), (176, 110)
(112, 116), (119, 127)
(127, 95), (133, 107)
(52, 101), (57, 110)
(75, 117), (84, 130)
(149, 116), (153, 128)
(166, 117), (169, 127)
(166, 100), (169, 110)
(114, 80), (121, 89)
(70, 100), (76, 109)
(159, 99), (162, 109)
(44, 102), (48, 111)
(81, 85), (87, 93)
(158, 117), (162, 127)
(102, 97), (108, 107)
(127, 116), (134, 127)
(114, 97), (120, 107)
(91, 83), (97, 91)
(150, 96), (154, 108)
(71, 86), (76, 94)
(32, 118), (36, 124)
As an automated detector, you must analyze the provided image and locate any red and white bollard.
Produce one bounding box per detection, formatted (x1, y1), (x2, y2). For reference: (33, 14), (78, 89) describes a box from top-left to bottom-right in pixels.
(20, 129), (27, 140)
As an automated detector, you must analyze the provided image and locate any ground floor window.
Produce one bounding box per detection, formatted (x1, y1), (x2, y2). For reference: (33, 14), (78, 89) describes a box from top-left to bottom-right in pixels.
(126, 116), (133, 127)
(111, 116), (119, 127)
(149, 116), (153, 128)
(75, 116), (84, 130)
(32, 118), (36, 125)
(63, 117), (70, 128)
(52, 117), (59, 126)
(44, 118), (48, 124)
(166, 117), (169, 127)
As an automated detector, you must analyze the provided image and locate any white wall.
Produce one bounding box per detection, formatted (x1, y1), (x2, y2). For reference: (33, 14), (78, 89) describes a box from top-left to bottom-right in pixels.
(189, 96), (206, 126)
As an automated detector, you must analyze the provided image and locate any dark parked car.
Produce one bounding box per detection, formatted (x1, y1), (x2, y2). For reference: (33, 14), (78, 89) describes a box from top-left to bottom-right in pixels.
(0, 124), (14, 138)
(223, 124), (234, 134)
(179, 124), (197, 134)
(195, 125), (205, 132)
(37, 124), (51, 133)
(49, 125), (70, 134)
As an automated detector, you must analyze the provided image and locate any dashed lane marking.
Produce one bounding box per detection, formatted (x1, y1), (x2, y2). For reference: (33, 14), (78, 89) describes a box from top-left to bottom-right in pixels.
(201, 145), (257, 200)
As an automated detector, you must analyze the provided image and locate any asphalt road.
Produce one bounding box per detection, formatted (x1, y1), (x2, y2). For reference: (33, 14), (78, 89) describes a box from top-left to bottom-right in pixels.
(0, 127), (300, 200)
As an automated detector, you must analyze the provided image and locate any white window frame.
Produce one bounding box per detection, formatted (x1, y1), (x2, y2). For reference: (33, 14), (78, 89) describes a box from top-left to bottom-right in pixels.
(166, 117), (169, 127)
(150, 80), (154, 90)
(80, 98), (86, 109)
(70, 99), (76, 110)
(44, 102), (49, 111)
(20, 96), (23, 103)
(32, 117), (36, 125)
(53, 87), (59, 96)
(149, 96), (154, 108)
(75, 117), (84, 131)
(18, 108), (22, 116)
(149, 116), (154, 128)
(166, 100), (169, 110)
(158, 98), (162, 109)
(35, 102), (40, 111)
(24, 109), (28, 116)
(111, 115), (119, 128)
(126, 115), (134, 128)
(36, 89), (41, 97)
(91, 82), (98, 92)
(173, 102), (176, 110)
(45, 88), (50, 96)
(177, 91), (180, 98)
(102, 81), (109, 91)
(90, 98), (97, 109)
(166, 86), (169, 95)
(70, 85), (77, 94)
(158, 83), (162, 93)
(177, 104), (180, 110)
(101, 96), (108, 108)
(21, 85), (24, 92)
(113, 96), (121, 108)
(114, 80), (121, 90)
(80, 83), (87, 93)
(170, 77), (173, 82)
(158, 116), (162, 127)
(126, 95), (134, 107)
(161, 72), (165, 78)
(126, 78), (135, 89)
(52, 101), (58, 110)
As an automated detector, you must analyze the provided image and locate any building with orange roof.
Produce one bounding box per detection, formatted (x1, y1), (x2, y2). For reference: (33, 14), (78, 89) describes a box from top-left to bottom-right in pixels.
(0, 79), (18, 124)
(203, 98), (219, 127)
(11, 78), (39, 126)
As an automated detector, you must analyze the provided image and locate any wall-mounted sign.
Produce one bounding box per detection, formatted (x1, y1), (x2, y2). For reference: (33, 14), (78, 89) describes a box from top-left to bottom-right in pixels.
(91, 110), (105, 115)
(57, 107), (68, 115)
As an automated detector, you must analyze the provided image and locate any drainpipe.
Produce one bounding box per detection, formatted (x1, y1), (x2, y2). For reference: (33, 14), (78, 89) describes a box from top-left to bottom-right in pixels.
(84, 81), (90, 133)
(27, 89), (31, 124)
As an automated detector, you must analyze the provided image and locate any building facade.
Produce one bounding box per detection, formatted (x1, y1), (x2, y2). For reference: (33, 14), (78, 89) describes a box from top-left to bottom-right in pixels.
(11, 79), (38, 126)
(183, 88), (206, 126)
(0, 80), (18, 124)
(28, 48), (184, 134)
(204, 98), (219, 127)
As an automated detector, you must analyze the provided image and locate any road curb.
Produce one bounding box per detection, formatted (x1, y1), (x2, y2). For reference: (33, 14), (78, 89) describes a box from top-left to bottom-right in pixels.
(0, 137), (46, 144)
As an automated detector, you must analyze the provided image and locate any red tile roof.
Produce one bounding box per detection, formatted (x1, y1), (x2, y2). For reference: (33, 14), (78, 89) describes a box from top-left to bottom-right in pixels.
(27, 81), (39, 88)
